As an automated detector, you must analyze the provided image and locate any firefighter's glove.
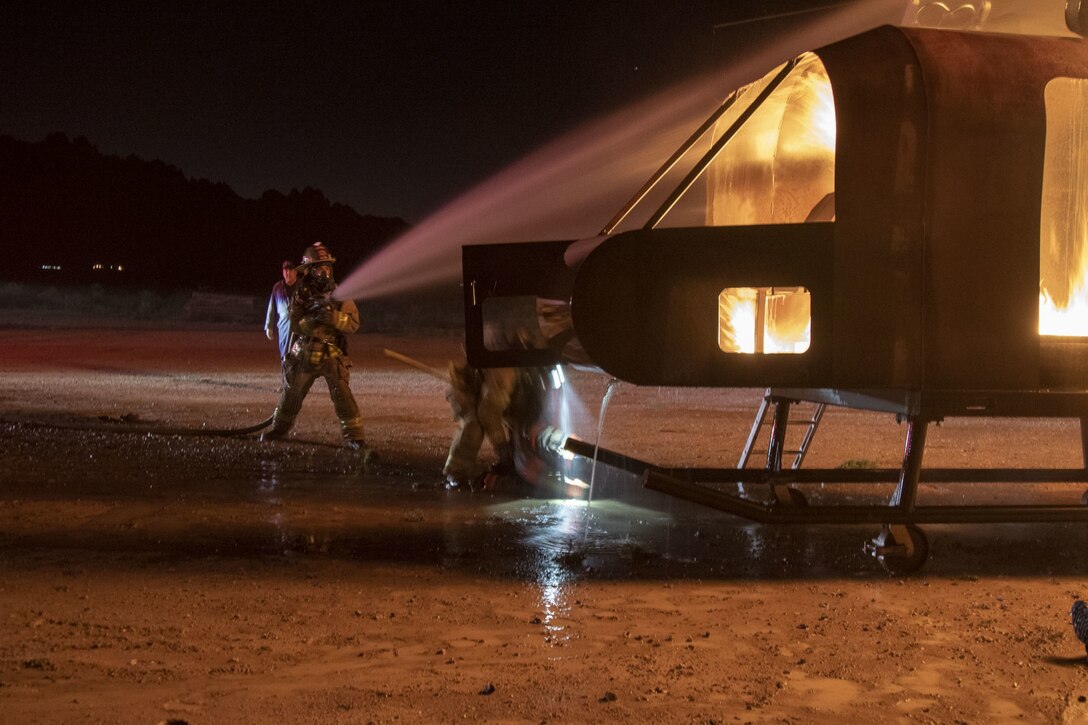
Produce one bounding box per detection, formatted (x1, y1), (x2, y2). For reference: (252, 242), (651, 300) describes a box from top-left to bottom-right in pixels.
(265, 327), (275, 341)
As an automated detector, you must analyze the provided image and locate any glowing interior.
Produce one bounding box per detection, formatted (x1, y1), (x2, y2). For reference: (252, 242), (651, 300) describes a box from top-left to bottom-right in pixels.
(718, 287), (811, 354)
(1040, 77), (1088, 337)
(706, 56), (829, 354)
(705, 53), (837, 227)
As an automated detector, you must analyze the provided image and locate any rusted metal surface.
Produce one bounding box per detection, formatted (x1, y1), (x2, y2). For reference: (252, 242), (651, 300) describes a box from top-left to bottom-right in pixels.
(569, 223), (834, 386)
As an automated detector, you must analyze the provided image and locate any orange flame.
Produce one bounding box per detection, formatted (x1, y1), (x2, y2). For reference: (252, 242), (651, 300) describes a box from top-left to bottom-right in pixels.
(719, 287), (811, 354)
(1039, 78), (1088, 337)
(1040, 286), (1088, 336)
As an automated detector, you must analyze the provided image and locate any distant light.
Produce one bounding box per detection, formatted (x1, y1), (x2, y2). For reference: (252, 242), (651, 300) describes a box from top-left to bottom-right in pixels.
(117, 265), (124, 271)
(92, 263), (104, 270)
(39, 264), (62, 271)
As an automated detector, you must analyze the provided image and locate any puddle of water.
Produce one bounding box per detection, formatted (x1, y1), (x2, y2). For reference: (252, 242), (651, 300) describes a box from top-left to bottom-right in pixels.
(11, 433), (1088, 583)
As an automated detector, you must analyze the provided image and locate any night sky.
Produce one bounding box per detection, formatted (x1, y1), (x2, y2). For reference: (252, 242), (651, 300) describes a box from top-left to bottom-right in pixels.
(2, 1), (859, 223)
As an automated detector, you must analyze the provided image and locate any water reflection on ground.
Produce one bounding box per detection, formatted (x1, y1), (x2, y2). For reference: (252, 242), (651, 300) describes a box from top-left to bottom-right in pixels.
(8, 442), (1088, 606)
(233, 459), (1088, 588)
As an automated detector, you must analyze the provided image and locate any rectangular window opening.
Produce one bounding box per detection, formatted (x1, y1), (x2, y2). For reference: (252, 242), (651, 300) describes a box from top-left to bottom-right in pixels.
(718, 286), (811, 354)
(1040, 77), (1088, 337)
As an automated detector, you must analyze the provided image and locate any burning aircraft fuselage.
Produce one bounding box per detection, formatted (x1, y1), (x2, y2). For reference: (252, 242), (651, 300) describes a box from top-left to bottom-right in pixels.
(460, 21), (1088, 572)
(464, 26), (1088, 417)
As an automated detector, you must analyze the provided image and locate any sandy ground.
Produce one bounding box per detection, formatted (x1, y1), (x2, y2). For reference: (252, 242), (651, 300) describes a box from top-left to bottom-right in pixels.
(3, 324), (1088, 723)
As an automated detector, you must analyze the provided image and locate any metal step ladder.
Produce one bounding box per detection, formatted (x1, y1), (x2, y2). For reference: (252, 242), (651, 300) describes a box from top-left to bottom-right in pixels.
(738, 389), (826, 471)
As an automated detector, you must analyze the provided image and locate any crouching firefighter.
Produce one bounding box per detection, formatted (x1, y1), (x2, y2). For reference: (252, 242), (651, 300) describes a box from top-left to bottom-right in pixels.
(443, 362), (517, 489)
(261, 242), (372, 454)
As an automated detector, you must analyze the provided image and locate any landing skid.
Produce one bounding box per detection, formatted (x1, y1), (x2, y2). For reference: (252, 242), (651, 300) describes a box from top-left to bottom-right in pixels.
(563, 388), (1088, 574)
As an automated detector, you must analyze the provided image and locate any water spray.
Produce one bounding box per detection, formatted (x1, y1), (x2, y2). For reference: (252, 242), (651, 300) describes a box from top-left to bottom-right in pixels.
(583, 377), (619, 542)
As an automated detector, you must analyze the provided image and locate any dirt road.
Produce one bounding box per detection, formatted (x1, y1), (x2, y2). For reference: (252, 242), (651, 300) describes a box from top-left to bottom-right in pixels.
(2, 326), (1088, 723)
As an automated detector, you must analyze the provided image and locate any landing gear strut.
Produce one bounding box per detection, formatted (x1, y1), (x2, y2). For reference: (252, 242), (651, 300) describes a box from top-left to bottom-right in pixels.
(580, 390), (1088, 574)
(873, 417), (930, 575)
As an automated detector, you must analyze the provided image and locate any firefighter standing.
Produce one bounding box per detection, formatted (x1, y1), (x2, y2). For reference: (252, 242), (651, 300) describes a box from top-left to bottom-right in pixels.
(261, 243), (371, 453)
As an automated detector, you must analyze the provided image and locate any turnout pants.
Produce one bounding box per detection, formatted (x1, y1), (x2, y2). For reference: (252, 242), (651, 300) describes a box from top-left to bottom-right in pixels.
(270, 349), (364, 443)
(443, 367), (515, 480)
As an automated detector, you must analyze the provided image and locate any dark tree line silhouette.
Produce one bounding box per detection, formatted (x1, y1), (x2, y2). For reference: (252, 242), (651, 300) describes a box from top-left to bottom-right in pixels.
(0, 133), (409, 294)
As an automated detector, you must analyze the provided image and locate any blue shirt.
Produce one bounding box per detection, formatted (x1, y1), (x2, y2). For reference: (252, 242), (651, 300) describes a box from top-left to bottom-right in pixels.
(265, 280), (296, 359)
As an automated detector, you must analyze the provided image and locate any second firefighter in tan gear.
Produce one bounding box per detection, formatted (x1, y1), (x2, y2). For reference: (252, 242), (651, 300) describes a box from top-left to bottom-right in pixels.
(262, 243), (369, 451)
(443, 362), (516, 487)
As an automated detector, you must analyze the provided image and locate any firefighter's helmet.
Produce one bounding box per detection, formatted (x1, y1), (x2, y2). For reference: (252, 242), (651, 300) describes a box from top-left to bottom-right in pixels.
(296, 242), (336, 271)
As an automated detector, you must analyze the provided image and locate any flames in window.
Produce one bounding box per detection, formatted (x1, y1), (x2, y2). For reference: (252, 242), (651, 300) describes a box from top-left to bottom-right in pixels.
(706, 53), (837, 228)
(1040, 77), (1088, 337)
(718, 287), (811, 354)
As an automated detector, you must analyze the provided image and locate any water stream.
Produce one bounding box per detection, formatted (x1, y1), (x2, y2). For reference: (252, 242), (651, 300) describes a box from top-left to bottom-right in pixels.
(335, 0), (910, 302)
(584, 377), (619, 541)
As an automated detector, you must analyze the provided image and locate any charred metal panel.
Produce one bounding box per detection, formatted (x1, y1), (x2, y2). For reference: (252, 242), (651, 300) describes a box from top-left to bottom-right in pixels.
(1042, 338), (1088, 388)
(570, 224), (834, 386)
(902, 30), (1088, 389)
(822, 27), (1088, 391)
(817, 27), (928, 389)
(911, 31), (1044, 388)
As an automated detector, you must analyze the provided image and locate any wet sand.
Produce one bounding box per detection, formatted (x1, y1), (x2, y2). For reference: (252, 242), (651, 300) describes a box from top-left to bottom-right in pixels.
(2, 326), (1088, 723)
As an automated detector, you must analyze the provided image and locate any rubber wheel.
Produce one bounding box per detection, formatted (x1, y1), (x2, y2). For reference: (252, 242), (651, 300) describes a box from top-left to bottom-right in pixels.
(875, 524), (929, 576)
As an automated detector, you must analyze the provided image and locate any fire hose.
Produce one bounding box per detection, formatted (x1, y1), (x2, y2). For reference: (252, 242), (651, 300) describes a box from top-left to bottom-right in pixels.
(10, 350), (441, 439)
(8, 413), (274, 438)
(12, 350), (439, 439)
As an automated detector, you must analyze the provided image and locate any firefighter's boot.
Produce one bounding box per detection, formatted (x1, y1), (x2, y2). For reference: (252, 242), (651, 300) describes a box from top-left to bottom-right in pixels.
(340, 416), (375, 461)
